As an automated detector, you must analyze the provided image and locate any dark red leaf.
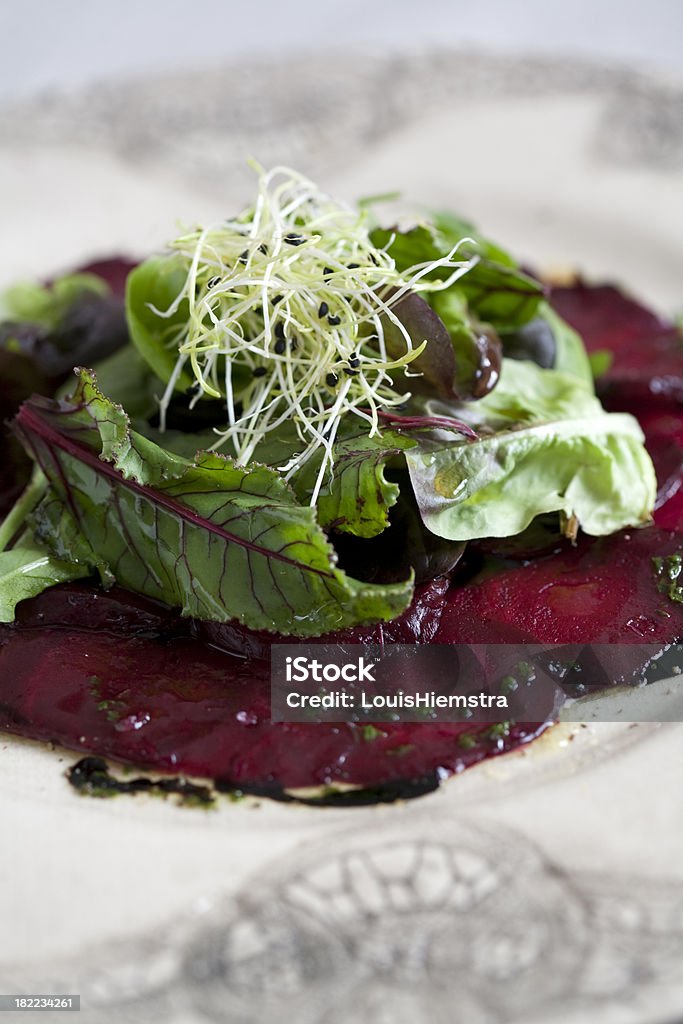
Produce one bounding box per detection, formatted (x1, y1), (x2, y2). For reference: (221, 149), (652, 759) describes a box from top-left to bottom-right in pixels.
(380, 288), (458, 399)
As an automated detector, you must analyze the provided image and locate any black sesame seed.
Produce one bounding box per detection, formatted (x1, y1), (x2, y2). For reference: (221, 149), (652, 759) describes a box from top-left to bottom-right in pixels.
(253, 366), (267, 378)
(274, 339), (286, 355)
(343, 368), (359, 377)
(347, 262), (360, 270)
(284, 232), (305, 246)
(275, 322), (285, 340)
(238, 250), (249, 264)
(349, 357), (360, 368)
(290, 338), (299, 351)
(318, 301), (329, 318)
(323, 267), (334, 277)
(207, 276), (221, 289)
(258, 243), (268, 255)
(271, 294), (283, 305)
(327, 314), (341, 326)
(326, 372), (339, 387)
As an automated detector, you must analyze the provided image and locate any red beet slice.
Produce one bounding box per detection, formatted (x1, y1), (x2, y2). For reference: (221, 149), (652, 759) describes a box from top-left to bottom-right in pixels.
(0, 584), (542, 793)
(437, 527), (683, 645)
(551, 280), (683, 404)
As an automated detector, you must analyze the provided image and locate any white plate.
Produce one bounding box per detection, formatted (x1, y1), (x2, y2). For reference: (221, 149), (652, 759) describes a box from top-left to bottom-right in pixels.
(1, 53), (683, 1024)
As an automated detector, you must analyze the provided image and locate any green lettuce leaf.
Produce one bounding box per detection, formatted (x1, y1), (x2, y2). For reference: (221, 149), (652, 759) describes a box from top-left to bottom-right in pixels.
(370, 222), (544, 330)
(430, 213), (546, 327)
(0, 273), (108, 330)
(139, 418), (418, 540)
(125, 255), (196, 391)
(588, 348), (614, 379)
(427, 289), (502, 399)
(0, 539), (87, 622)
(14, 370), (413, 635)
(536, 301), (593, 385)
(126, 255), (253, 399)
(431, 211), (517, 268)
(407, 361), (656, 541)
(251, 422), (418, 539)
(445, 359), (602, 428)
(370, 219), (593, 388)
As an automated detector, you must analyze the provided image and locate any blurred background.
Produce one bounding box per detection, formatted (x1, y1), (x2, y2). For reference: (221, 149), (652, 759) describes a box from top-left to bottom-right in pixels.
(2, 7), (683, 1021)
(0, 1), (682, 296)
(1, 0), (683, 98)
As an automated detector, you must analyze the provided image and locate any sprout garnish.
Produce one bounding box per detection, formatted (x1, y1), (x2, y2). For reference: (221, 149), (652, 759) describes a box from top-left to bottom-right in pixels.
(152, 165), (477, 504)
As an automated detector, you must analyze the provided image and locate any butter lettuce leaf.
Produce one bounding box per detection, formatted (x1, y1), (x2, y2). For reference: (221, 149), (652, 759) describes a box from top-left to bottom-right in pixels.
(13, 370), (413, 636)
(445, 359), (602, 428)
(536, 301), (593, 385)
(407, 361), (656, 541)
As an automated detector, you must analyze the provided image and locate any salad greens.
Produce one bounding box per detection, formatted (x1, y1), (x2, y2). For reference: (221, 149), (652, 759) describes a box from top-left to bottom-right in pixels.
(0, 272), (129, 380)
(0, 273), (108, 329)
(407, 381), (654, 542)
(0, 166), (657, 635)
(369, 220), (545, 330)
(0, 470), (88, 619)
(405, 361), (654, 540)
(13, 370), (413, 635)
(125, 255), (197, 395)
(0, 540), (87, 622)
(252, 421), (420, 538)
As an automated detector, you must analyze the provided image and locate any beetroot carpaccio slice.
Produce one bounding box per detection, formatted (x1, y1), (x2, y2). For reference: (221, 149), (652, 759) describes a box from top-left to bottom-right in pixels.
(1, 263), (683, 802)
(551, 279), (683, 404)
(438, 528), (683, 645)
(0, 582), (541, 797)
